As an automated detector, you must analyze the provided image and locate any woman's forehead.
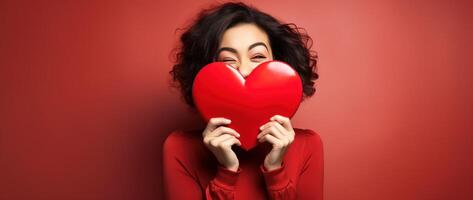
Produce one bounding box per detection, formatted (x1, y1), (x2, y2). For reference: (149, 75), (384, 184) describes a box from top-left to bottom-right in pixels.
(219, 23), (271, 51)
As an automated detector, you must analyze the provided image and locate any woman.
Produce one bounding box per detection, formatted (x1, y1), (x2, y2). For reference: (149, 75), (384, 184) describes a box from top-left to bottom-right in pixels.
(164, 2), (323, 199)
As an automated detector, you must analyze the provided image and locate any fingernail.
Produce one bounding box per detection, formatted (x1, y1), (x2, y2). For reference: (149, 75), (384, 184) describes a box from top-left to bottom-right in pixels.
(226, 119), (231, 123)
(259, 125), (264, 130)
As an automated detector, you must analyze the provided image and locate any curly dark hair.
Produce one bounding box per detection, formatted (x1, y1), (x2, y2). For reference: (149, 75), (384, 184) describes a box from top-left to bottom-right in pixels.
(169, 2), (319, 107)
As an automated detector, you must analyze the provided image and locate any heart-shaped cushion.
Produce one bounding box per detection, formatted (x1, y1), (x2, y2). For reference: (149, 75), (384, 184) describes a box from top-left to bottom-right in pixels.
(192, 60), (303, 150)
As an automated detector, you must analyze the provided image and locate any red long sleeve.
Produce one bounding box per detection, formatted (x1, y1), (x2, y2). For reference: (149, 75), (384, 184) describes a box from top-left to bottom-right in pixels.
(163, 128), (323, 200)
(260, 161), (297, 199)
(205, 165), (240, 199)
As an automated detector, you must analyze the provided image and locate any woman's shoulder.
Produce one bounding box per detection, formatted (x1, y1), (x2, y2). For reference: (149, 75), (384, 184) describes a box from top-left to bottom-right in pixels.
(162, 129), (214, 173)
(293, 128), (323, 150)
(294, 128), (322, 140)
(163, 128), (206, 153)
(164, 129), (203, 140)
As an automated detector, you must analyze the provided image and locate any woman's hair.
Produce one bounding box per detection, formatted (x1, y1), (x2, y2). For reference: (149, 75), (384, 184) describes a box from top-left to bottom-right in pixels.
(170, 2), (319, 107)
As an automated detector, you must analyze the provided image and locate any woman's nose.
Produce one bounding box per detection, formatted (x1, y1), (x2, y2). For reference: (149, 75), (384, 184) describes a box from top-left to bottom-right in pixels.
(237, 61), (254, 78)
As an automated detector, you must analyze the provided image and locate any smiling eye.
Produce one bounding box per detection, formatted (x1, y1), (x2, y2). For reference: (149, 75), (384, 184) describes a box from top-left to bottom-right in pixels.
(252, 55), (266, 59)
(219, 57), (236, 62)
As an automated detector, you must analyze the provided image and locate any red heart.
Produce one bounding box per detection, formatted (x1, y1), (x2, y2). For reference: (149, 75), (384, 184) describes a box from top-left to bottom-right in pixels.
(192, 61), (303, 150)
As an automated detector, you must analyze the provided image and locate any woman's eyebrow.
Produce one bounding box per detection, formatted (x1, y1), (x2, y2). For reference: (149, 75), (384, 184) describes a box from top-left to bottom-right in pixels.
(248, 42), (268, 51)
(216, 42), (268, 56)
(216, 47), (237, 56)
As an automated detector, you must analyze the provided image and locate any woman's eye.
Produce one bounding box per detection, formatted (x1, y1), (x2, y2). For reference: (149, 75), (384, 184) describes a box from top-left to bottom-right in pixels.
(252, 55), (266, 59)
(219, 57), (236, 62)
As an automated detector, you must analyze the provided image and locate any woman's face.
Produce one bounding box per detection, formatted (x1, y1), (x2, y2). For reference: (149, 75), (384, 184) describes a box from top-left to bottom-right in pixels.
(215, 23), (273, 78)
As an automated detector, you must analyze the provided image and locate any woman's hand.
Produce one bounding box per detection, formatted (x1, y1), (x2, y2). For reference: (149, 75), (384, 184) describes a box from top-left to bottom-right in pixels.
(257, 115), (295, 171)
(202, 117), (241, 172)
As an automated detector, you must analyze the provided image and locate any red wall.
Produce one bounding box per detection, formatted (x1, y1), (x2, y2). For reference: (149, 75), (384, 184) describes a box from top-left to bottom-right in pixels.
(1, 0), (472, 199)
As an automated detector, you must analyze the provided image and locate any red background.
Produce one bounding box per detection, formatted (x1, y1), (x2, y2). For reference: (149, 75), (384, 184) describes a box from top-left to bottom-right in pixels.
(1, 0), (472, 199)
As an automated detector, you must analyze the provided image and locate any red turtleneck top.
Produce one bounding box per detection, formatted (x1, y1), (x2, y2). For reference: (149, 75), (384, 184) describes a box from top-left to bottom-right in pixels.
(163, 128), (324, 199)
